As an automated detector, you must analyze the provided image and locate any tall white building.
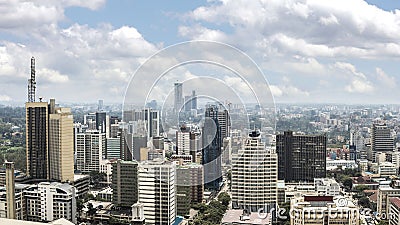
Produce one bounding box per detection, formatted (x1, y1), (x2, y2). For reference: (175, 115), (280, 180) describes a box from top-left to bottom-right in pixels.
(24, 182), (76, 223)
(231, 131), (277, 212)
(138, 159), (176, 225)
(76, 130), (106, 173)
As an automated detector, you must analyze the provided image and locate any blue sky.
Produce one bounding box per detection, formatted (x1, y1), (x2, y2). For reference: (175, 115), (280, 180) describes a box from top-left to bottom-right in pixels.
(0, 0), (400, 105)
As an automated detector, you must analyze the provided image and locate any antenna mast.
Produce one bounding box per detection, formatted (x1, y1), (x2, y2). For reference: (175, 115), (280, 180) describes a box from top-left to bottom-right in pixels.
(28, 57), (36, 102)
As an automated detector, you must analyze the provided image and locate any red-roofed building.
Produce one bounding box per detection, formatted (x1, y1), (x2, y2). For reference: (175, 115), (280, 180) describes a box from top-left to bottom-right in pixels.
(389, 197), (400, 225)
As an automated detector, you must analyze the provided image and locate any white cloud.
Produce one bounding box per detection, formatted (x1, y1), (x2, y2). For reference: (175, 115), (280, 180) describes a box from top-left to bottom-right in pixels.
(375, 67), (396, 89)
(334, 62), (374, 93)
(345, 79), (374, 93)
(183, 0), (400, 58)
(178, 25), (227, 41)
(0, 0), (106, 32)
(0, 94), (11, 101)
(270, 85), (283, 97)
(37, 68), (69, 83)
(334, 62), (366, 79)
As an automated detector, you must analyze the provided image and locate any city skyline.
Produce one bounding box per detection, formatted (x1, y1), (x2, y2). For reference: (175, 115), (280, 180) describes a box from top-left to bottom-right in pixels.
(0, 0), (399, 105)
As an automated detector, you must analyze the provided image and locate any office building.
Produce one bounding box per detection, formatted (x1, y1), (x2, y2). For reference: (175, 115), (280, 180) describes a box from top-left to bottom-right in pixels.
(377, 185), (400, 217)
(0, 184), (29, 220)
(48, 99), (74, 182)
(217, 108), (230, 139)
(106, 137), (121, 159)
(191, 90), (197, 110)
(112, 160), (139, 207)
(138, 159), (176, 225)
(26, 102), (48, 180)
(174, 82), (183, 113)
(390, 197), (400, 225)
(26, 97), (74, 182)
(231, 131), (277, 212)
(25, 182), (76, 223)
(95, 112), (107, 133)
(371, 123), (394, 162)
(75, 130), (106, 173)
(290, 196), (359, 225)
(176, 163), (204, 216)
(202, 105), (223, 190)
(176, 125), (200, 160)
(276, 131), (326, 182)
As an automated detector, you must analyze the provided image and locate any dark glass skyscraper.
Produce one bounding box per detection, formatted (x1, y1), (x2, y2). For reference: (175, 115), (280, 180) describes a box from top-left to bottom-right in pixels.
(276, 131), (326, 182)
(202, 105), (222, 190)
(26, 102), (48, 180)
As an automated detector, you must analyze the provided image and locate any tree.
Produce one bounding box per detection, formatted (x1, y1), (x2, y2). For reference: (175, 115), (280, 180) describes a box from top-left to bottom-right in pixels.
(354, 185), (369, 193)
(218, 192), (231, 207)
(87, 203), (96, 216)
(358, 197), (371, 208)
(343, 177), (353, 190)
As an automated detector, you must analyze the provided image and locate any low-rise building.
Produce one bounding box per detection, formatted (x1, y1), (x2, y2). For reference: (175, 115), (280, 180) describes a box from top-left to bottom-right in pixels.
(290, 196), (359, 225)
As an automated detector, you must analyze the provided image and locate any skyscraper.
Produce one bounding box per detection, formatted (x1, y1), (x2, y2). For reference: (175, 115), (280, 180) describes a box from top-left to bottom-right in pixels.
(112, 160), (138, 207)
(191, 90), (197, 110)
(276, 131), (326, 182)
(26, 101), (48, 180)
(76, 130), (106, 173)
(202, 105), (222, 190)
(231, 131), (277, 212)
(138, 159), (176, 225)
(371, 123), (394, 162)
(48, 99), (74, 182)
(174, 82), (183, 113)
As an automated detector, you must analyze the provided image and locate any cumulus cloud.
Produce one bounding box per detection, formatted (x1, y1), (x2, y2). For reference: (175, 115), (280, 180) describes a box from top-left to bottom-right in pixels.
(182, 0), (400, 58)
(37, 68), (69, 83)
(334, 62), (374, 93)
(0, 95), (11, 101)
(375, 67), (396, 89)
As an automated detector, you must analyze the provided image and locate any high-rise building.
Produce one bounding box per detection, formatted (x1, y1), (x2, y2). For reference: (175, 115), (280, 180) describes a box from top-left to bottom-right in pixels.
(191, 90), (197, 110)
(112, 160), (138, 207)
(48, 99), (74, 182)
(95, 111), (107, 133)
(26, 97), (74, 182)
(123, 109), (160, 139)
(138, 159), (176, 225)
(176, 163), (203, 208)
(217, 108), (230, 139)
(231, 131), (277, 212)
(75, 130), (106, 173)
(202, 105), (222, 190)
(371, 123), (394, 162)
(276, 131), (326, 182)
(106, 137), (121, 159)
(98, 99), (104, 111)
(26, 101), (48, 180)
(174, 82), (183, 113)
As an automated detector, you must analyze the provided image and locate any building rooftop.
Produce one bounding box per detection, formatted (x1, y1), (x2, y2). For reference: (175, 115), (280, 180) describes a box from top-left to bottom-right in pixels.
(0, 218), (72, 225)
(221, 210), (270, 225)
(390, 197), (400, 209)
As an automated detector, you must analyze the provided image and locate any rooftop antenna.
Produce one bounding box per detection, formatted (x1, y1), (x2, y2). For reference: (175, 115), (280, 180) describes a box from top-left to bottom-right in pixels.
(28, 57), (36, 102)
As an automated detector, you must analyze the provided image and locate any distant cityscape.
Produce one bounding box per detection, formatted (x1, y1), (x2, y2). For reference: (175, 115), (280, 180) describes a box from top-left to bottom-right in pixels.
(1, 57), (400, 225)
